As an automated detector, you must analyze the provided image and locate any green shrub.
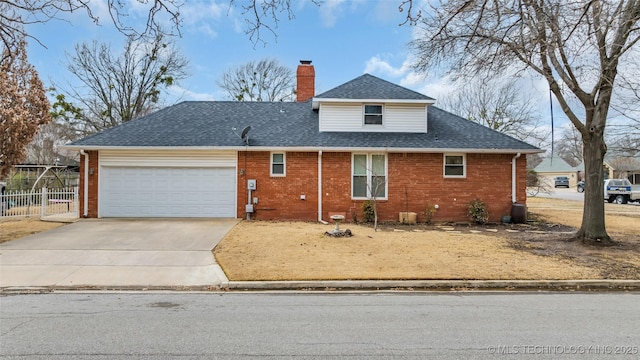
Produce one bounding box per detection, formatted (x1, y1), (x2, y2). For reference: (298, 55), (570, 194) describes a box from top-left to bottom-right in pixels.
(362, 200), (375, 223)
(468, 199), (489, 224)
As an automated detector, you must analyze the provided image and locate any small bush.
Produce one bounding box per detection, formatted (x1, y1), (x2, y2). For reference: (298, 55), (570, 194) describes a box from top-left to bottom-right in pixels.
(362, 200), (375, 223)
(468, 199), (489, 224)
(423, 203), (437, 224)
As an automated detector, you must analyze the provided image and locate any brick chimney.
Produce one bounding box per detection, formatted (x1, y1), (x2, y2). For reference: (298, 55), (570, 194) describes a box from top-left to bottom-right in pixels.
(296, 60), (315, 102)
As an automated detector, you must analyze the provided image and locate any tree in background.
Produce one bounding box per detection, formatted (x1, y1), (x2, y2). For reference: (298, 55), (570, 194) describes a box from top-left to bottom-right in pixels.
(217, 58), (296, 102)
(25, 121), (77, 165)
(1, 0), (310, 57)
(409, 0), (640, 245)
(54, 35), (189, 135)
(0, 38), (51, 177)
(438, 78), (548, 147)
(0, 0), (181, 59)
(555, 126), (584, 168)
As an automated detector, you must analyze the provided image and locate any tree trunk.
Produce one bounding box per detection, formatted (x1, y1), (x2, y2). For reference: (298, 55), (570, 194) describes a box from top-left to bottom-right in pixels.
(373, 200), (378, 232)
(575, 134), (613, 245)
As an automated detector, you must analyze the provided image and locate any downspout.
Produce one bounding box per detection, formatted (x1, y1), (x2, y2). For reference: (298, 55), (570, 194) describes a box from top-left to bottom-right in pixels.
(512, 153), (522, 203)
(318, 150), (328, 224)
(79, 149), (89, 217)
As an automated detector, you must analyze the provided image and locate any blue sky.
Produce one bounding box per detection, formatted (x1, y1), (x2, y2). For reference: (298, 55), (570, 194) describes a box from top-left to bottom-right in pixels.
(24, 0), (566, 143)
(26, 1), (431, 101)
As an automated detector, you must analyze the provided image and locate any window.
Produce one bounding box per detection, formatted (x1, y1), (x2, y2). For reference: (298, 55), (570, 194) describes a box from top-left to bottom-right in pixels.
(352, 154), (387, 199)
(364, 104), (383, 125)
(271, 152), (286, 176)
(444, 154), (466, 178)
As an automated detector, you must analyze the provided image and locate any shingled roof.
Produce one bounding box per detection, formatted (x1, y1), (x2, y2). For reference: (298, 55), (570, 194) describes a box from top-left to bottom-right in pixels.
(67, 74), (539, 153)
(314, 74), (434, 100)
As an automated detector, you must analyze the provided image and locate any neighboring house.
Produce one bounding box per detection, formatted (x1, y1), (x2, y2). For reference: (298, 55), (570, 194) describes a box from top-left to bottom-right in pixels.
(64, 61), (540, 222)
(534, 156), (584, 188)
(605, 156), (640, 184)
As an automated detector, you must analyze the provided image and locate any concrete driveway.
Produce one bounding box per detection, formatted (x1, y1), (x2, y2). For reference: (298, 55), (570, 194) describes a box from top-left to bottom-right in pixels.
(0, 219), (238, 289)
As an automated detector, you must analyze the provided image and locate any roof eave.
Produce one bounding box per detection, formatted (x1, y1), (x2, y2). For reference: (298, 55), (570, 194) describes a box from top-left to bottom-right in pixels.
(63, 144), (542, 154)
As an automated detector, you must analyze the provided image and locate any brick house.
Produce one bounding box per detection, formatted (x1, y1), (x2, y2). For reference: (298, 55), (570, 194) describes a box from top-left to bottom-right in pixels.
(65, 61), (540, 222)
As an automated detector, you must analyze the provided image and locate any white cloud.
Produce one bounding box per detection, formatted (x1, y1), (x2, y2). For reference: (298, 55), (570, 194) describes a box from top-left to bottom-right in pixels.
(179, 2), (225, 25)
(178, 1), (227, 38)
(415, 74), (457, 101)
(169, 85), (216, 101)
(364, 56), (408, 77)
(319, 0), (347, 27)
(363, 54), (452, 98)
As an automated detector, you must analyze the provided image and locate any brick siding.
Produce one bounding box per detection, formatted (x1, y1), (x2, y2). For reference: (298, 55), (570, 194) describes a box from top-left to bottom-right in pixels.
(79, 150), (99, 218)
(237, 151), (526, 223)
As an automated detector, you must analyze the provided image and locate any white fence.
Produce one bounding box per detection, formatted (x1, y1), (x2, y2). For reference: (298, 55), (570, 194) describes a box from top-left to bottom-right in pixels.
(1, 187), (78, 219)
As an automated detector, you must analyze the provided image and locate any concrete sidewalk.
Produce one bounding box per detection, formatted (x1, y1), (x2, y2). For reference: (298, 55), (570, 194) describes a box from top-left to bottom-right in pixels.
(0, 219), (237, 289)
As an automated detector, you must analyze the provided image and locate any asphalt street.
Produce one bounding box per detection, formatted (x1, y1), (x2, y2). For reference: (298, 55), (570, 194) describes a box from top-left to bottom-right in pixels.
(1, 292), (638, 359)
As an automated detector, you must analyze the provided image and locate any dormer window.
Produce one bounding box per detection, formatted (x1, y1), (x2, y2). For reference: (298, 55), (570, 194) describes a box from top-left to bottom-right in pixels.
(364, 104), (383, 125)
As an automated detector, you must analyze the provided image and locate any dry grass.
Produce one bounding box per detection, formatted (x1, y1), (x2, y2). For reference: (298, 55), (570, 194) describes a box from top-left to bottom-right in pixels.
(527, 197), (640, 235)
(215, 198), (640, 281)
(214, 222), (600, 281)
(0, 218), (65, 244)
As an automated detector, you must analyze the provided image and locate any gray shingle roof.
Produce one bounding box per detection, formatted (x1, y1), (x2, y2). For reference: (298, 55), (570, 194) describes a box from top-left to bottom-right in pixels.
(68, 101), (539, 151)
(315, 74), (434, 100)
(68, 74), (538, 152)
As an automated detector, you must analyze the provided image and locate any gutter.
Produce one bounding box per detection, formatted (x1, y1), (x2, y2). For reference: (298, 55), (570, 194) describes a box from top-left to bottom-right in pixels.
(62, 145), (543, 155)
(512, 153), (522, 203)
(79, 149), (89, 217)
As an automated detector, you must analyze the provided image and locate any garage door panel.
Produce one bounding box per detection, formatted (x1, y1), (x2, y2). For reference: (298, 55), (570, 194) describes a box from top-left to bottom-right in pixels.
(100, 166), (236, 218)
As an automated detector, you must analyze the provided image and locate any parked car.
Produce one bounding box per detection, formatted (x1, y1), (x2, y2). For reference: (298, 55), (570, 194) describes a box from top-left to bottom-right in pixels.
(554, 176), (570, 188)
(604, 178), (640, 204)
(577, 181), (585, 193)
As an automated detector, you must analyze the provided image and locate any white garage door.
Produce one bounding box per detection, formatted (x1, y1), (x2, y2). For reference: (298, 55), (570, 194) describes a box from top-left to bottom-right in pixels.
(100, 166), (236, 217)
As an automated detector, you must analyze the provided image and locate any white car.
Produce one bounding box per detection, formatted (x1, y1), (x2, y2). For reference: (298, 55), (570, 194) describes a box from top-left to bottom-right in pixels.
(604, 178), (640, 204)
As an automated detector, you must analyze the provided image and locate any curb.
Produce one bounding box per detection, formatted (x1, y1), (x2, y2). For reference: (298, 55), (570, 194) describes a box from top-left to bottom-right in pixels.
(2, 280), (639, 294)
(224, 280), (640, 292)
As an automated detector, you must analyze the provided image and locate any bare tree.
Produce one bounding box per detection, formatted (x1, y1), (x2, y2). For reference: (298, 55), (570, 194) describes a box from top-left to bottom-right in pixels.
(25, 121), (76, 165)
(439, 78), (548, 147)
(230, 0), (320, 46)
(354, 154), (387, 231)
(0, 37), (51, 177)
(1, 0), (317, 60)
(409, 0), (640, 245)
(609, 73), (640, 154)
(217, 58), (296, 102)
(55, 34), (189, 135)
(555, 126), (584, 167)
(0, 0), (181, 61)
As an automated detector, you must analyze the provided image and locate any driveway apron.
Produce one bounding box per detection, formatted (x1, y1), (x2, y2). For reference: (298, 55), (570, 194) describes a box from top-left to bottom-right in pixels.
(0, 219), (238, 288)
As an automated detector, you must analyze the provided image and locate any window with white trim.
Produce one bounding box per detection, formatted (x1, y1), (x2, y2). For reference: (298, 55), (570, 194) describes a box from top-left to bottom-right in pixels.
(443, 154), (466, 178)
(271, 152), (286, 176)
(364, 104), (383, 125)
(352, 154), (387, 199)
